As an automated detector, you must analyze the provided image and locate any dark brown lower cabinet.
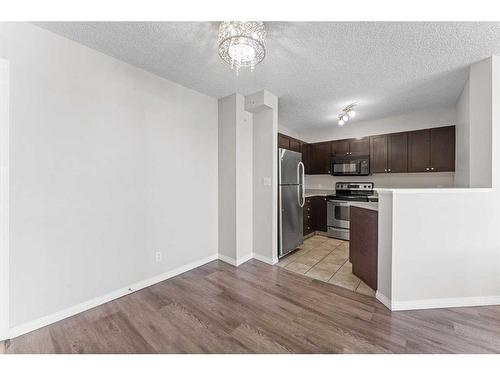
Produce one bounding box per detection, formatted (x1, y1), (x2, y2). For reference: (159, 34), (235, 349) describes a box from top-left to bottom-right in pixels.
(312, 196), (327, 232)
(303, 198), (314, 236)
(303, 196), (327, 236)
(349, 206), (378, 290)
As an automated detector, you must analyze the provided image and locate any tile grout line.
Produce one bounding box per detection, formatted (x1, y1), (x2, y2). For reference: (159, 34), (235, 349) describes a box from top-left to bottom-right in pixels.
(326, 258), (349, 283)
(302, 243), (342, 276)
(283, 238), (343, 276)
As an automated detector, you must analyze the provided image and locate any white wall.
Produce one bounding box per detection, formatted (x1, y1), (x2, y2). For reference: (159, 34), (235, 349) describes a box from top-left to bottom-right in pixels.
(0, 58), (9, 340)
(0, 23), (218, 328)
(297, 106), (457, 143)
(469, 59), (493, 187)
(454, 79), (470, 187)
(454, 58), (493, 189)
(278, 124), (300, 139)
(377, 57), (500, 311)
(218, 95), (237, 261)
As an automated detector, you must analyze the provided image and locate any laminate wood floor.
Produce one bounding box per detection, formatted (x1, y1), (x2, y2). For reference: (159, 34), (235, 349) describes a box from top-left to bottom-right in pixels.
(5, 259), (500, 353)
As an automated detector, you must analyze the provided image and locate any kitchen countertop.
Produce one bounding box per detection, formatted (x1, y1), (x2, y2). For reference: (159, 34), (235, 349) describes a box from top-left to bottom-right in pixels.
(304, 189), (335, 198)
(349, 201), (378, 211)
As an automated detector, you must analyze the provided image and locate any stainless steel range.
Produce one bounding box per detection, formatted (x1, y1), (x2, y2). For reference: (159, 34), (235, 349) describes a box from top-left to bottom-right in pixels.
(327, 182), (377, 240)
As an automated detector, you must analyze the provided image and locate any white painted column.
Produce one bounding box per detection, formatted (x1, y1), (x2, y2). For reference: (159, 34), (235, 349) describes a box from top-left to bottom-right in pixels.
(0, 58), (9, 340)
(245, 90), (279, 265)
(218, 94), (253, 265)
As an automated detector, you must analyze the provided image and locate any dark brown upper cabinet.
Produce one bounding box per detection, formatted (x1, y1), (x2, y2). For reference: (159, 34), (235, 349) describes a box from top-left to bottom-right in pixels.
(289, 138), (301, 153)
(408, 126), (455, 172)
(388, 132), (408, 173)
(370, 133), (408, 173)
(408, 129), (431, 172)
(278, 133), (303, 153)
(310, 141), (332, 174)
(331, 140), (350, 157)
(430, 126), (455, 172)
(282, 126), (454, 176)
(301, 143), (312, 174)
(370, 135), (388, 173)
(278, 133), (290, 150)
(349, 138), (370, 156)
(331, 138), (369, 157)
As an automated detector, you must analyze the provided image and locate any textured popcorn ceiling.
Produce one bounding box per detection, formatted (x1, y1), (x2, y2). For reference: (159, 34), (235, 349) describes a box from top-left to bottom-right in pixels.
(34, 22), (500, 130)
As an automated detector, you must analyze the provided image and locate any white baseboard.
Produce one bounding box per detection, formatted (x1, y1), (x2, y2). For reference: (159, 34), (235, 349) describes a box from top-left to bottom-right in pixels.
(9, 254), (218, 339)
(376, 291), (500, 311)
(375, 291), (392, 310)
(236, 253), (253, 266)
(218, 253), (277, 266)
(252, 253), (277, 265)
(391, 295), (500, 311)
(218, 253), (253, 266)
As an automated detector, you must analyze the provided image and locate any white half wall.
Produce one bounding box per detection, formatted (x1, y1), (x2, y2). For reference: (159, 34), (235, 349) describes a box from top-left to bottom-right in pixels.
(377, 57), (500, 311)
(378, 188), (500, 310)
(0, 58), (9, 340)
(0, 23), (218, 329)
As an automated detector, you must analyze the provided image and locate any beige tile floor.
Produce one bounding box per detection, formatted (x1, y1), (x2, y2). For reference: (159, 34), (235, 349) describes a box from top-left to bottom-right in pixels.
(277, 234), (376, 297)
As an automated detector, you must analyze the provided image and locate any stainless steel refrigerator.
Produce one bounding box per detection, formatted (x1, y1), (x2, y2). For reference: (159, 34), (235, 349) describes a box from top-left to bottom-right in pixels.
(278, 148), (305, 258)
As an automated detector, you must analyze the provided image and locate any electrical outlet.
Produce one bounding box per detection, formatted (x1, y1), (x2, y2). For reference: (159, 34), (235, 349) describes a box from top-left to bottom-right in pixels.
(155, 251), (162, 263)
(263, 177), (272, 186)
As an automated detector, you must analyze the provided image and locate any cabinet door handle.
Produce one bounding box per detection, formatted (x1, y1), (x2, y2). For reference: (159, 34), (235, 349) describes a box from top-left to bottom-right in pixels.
(431, 167), (435, 171)
(426, 167), (430, 171)
(384, 168), (387, 172)
(388, 168), (391, 172)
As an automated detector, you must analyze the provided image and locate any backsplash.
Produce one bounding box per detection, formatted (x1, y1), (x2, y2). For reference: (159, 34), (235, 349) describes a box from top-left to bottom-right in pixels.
(305, 172), (455, 190)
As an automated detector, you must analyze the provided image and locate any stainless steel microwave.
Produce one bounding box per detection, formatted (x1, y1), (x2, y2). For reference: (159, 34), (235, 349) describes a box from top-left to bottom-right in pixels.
(331, 155), (370, 176)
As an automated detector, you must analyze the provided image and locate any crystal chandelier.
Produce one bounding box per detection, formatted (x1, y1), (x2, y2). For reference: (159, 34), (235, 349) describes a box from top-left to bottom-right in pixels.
(218, 21), (266, 75)
(338, 103), (357, 126)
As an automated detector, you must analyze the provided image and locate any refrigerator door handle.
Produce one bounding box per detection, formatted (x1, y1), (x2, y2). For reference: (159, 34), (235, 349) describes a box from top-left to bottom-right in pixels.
(297, 161), (305, 207)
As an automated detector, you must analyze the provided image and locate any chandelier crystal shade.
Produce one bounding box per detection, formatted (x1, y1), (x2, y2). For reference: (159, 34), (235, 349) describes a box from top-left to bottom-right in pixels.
(218, 21), (266, 74)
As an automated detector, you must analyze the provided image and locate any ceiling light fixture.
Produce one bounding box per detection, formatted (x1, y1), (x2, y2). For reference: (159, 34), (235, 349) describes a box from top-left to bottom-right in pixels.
(337, 103), (357, 126)
(218, 21), (266, 75)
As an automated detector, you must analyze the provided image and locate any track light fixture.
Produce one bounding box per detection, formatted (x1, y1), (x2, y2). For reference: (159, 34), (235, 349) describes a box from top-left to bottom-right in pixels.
(337, 103), (357, 126)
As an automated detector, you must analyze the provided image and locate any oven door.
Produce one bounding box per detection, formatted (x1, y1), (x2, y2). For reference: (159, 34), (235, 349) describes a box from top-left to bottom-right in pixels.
(331, 160), (361, 175)
(327, 200), (350, 229)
